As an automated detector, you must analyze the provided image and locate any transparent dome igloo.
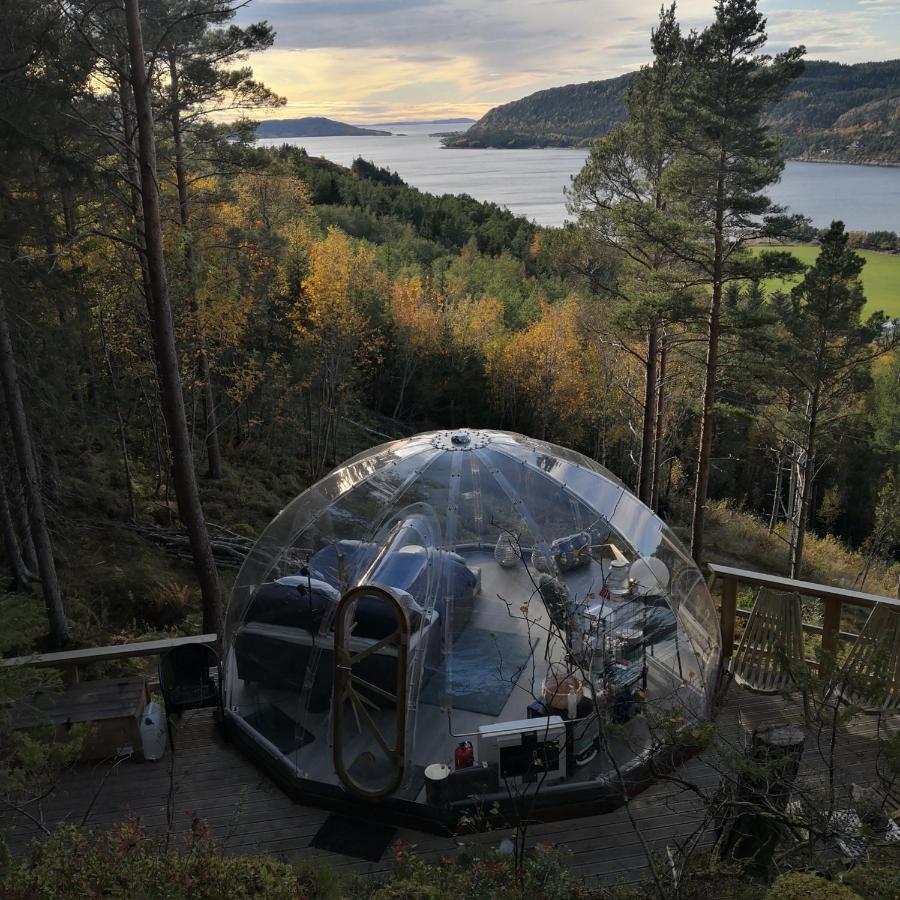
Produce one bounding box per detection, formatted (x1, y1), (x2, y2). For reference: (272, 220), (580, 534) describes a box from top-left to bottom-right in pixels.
(223, 429), (721, 826)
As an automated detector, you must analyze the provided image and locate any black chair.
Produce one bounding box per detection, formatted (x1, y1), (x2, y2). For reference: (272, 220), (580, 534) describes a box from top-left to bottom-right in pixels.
(159, 644), (223, 747)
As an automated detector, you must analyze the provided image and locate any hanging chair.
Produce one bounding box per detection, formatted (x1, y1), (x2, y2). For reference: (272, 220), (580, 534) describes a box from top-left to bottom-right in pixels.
(731, 588), (806, 693)
(831, 603), (900, 713)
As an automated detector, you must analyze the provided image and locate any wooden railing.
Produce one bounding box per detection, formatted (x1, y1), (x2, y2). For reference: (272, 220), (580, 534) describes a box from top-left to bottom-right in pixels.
(0, 633), (218, 684)
(708, 563), (900, 675)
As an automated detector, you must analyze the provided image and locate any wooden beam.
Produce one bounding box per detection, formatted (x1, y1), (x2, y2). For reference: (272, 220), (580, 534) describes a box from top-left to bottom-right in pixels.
(0, 633), (218, 670)
(820, 597), (842, 676)
(733, 607), (859, 643)
(603, 543), (628, 563)
(720, 576), (738, 661)
(707, 564), (899, 611)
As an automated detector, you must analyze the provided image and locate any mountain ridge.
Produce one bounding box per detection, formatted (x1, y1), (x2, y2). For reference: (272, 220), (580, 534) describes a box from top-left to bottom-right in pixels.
(445, 60), (900, 165)
(255, 116), (391, 139)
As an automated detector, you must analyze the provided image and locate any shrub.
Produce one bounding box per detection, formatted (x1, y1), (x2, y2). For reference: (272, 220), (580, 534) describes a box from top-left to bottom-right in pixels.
(0, 820), (343, 900)
(765, 871), (863, 900)
(841, 860), (900, 900)
(364, 841), (594, 900)
(142, 579), (194, 629)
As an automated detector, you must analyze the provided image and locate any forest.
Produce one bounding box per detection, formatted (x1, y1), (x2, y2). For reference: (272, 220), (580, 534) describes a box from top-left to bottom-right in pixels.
(0, 0), (898, 896)
(0, 0), (896, 653)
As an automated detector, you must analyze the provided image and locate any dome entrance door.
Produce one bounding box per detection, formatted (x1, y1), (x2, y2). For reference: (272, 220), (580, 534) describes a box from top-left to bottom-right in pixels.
(332, 584), (410, 800)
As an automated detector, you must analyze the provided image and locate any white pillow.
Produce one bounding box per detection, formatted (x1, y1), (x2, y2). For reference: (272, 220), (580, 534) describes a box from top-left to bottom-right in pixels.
(276, 575), (340, 602)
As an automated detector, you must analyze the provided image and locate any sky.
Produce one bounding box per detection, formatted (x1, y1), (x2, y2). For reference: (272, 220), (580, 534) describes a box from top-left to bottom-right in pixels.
(234, 0), (900, 124)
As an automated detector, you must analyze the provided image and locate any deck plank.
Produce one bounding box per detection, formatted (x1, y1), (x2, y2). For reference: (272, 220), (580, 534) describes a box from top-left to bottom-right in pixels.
(2, 684), (897, 887)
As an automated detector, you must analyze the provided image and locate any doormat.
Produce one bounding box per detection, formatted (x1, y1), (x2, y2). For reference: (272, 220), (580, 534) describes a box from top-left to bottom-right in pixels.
(310, 813), (397, 861)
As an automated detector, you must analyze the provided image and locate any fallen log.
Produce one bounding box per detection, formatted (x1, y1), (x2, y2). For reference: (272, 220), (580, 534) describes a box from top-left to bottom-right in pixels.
(127, 521), (253, 569)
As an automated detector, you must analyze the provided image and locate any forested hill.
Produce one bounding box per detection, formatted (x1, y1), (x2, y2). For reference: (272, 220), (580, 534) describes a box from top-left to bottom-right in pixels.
(445, 59), (900, 164)
(446, 74), (633, 149)
(255, 117), (391, 138)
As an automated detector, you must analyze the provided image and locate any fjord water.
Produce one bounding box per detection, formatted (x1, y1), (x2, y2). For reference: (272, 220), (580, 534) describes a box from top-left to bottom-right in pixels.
(259, 123), (900, 231)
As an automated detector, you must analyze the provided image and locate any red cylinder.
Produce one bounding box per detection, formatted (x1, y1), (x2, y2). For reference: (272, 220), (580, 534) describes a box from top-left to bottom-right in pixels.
(454, 740), (474, 769)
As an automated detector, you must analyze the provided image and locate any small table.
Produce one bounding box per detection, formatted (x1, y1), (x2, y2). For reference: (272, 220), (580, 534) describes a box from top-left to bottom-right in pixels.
(8, 676), (149, 761)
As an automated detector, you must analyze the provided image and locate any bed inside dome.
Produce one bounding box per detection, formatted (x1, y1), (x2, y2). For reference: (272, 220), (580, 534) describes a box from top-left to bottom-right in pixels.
(223, 429), (721, 827)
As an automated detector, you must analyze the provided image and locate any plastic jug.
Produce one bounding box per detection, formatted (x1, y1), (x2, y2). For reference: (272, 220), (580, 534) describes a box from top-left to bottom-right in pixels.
(140, 702), (167, 761)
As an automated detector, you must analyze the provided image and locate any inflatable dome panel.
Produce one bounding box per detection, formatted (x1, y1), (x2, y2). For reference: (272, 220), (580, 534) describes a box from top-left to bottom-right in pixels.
(223, 430), (721, 825)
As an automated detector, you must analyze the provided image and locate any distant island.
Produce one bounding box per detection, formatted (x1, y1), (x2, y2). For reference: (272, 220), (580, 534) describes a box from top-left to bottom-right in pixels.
(255, 117), (392, 139)
(445, 60), (900, 166)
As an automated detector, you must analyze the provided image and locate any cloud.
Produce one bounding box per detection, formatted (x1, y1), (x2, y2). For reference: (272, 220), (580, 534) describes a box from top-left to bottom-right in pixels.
(233, 0), (900, 123)
(766, 6), (896, 55)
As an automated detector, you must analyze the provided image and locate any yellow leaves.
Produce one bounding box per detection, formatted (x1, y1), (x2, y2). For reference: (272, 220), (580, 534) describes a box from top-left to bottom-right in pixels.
(298, 228), (375, 331)
(446, 294), (504, 360)
(223, 357), (264, 406)
(389, 275), (441, 355)
(232, 172), (312, 234)
(292, 227), (385, 387)
(488, 296), (591, 419)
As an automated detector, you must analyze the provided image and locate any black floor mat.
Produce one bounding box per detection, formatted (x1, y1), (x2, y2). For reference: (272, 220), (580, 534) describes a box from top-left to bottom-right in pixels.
(310, 813), (397, 861)
(242, 706), (314, 755)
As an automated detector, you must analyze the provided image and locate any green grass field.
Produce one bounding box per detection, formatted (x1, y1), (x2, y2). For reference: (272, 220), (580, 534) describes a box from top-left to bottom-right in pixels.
(754, 245), (900, 318)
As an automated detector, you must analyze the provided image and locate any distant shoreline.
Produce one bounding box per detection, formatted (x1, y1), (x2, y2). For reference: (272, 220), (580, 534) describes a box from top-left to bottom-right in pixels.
(442, 142), (900, 170)
(789, 156), (900, 170)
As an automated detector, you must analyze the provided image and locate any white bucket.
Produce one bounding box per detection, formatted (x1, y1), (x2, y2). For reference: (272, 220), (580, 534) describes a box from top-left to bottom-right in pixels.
(140, 701), (167, 761)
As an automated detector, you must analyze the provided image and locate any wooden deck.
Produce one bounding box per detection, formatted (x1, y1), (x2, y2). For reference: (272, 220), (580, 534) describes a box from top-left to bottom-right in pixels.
(2, 682), (897, 887)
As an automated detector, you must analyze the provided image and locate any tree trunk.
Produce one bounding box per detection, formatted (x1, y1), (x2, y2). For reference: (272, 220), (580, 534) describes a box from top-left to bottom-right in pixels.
(0, 422), (38, 573)
(789, 388), (820, 579)
(0, 284), (69, 645)
(638, 319), (659, 505)
(768, 442), (785, 535)
(786, 442), (803, 569)
(168, 48), (222, 480)
(691, 161), (727, 566)
(98, 311), (137, 522)
(650, 332), (667, 512)
(0, 476), (32, 591)
(125, 0), (222, 636)
(119, 53), (174, 501)
(392, 355), (414, 420)
(691, 281), (722, 565)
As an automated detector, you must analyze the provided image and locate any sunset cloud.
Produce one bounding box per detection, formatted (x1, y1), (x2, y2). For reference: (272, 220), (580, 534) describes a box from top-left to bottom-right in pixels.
(234, 0), (900, 123)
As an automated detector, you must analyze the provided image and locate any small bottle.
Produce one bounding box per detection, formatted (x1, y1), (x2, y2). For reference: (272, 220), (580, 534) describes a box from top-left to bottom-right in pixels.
(454, 740), (474, 769)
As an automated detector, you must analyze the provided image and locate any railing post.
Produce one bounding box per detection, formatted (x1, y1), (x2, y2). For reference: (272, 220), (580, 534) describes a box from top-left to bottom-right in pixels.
(721, 576), (737, 660)
(820, 596), (842, 676)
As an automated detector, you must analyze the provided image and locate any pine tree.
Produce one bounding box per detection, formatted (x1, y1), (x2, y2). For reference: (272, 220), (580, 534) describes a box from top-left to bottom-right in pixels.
(155, 0), (281, 479)
(771, 221), (888, 577)
(569, 5), (693, 504)
(0, 287), (69, 644)
(665, 0), (805, 563)
(125, 0), (222, 635)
